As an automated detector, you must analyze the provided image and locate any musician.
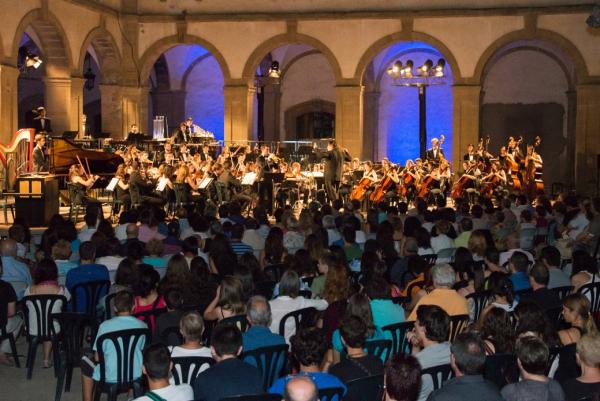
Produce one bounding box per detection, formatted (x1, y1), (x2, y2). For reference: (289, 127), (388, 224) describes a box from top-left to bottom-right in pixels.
(462, 144), (478, 171)
(172, 122), (190, 144)
(185, 117), (201, 136)
(128, 161), (165, 206)
(507, 136), (524, 161)
(163, 142), (177, 165)
(174, 164), (194, 203)
(524, 143), (543, 199)
(32, 106), (53, 134)
(68, 164), (100, 206)
(281, 161), (309, 205)
(32, 134), (48, 172)
(113, 164), (131, 210)
(219, 160), (252, 209)
(400, 159), (420, 202)
(256, 145), (278, 212)
(482, 161), (507, 186)
(126, 124), (144, 142)
(179, 143), (191, 163)
(156, 165), (175, 203)
(426, 137), (444, 162)
(313, 140), (351, 203)
(198, 144), (213, 162)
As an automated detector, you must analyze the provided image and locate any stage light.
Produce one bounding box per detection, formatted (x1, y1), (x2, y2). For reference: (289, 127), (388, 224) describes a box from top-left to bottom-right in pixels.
(419, 59), (433, 75)
(402, 60), (414, 78)
(434, 59), (446, 77)
(387, 60), (402, 78)
(268, 61), (280, 78)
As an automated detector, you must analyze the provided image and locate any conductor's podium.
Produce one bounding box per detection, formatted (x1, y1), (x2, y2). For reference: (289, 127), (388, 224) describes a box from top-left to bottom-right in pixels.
(15, 175), (59, 226)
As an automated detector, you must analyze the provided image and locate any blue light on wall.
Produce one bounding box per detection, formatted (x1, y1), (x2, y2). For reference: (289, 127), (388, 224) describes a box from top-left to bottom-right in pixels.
(376, 42), (453, 164)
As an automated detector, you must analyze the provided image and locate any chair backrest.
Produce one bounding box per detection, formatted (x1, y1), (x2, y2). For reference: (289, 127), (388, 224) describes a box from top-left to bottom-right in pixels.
(104, 292), (118, 320)
(436, 248), (455, 261)
(264, 264), (284, 282)
(134, 307), (167, 335)
(515, 288), (534, 299)
(254, 281), (276, 300)
(519, 228), (537, 250)
(483, 353), (519, 389)
(51, 312), (93, 364)
(241, 344), (288, 389)
(391, 296), (409, 307)
(345, 374), (384, 401)
(95, 328), (150, 385)
(579, 282), (600, 315)
(279, 307), (317, 337)
(422, 254), (438, 267)
(218, 394), (281, 401)
(448, 314), (470, 342)
(553, 285), (573, 301)
(159, 325), (184, 346)
(364, 339), (393, 362)
(217, 314), (249, 332)
(382, 321), (414, 356)
(22, 295), (67, 340)
(299, 289), (312, 299)
(71, 280), (111, 317)
(546, 306), (563, 330)
(405, 279), (426, 302)
(421, 364), (453, 391)
(171, 356), (214, 386)
(466, 291), (492, 322)
(318, 387), (345, 401)
(66, 183), (82, 204)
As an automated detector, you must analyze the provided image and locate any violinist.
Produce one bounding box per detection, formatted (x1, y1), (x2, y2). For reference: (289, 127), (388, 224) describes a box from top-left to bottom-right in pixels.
(174, 164), (194, 203)
(438, 158), (452, 193)
(156, 164), (175, 204)
(172, 122), (190, 144)
(128, 161), (165, 206)
(68, 164), (100, 206)
(198, 144), (213, 162)
(113, 164), (131, 210)
(163, 142), (177, 165)
(219, 160), (252, 209)
(179, 143), (191, 163)
(381, 158), (401, 201)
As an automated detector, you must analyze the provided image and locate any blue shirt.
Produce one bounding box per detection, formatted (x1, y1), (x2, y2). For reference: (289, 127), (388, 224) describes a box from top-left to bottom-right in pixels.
(510, 271), (531, 292)
(242, 326), (286, 352)
(56, 260), (79, 276)
(230, 240), (254, 257)
(65, 263), (110, 312)
(370, 299), (405, 331)
(93, 315), (147, 382)
(331, 326), (385, 353)
(0, 256), (32, 299)
(269, 372), (346, 400)
(142, 257), (167, 269)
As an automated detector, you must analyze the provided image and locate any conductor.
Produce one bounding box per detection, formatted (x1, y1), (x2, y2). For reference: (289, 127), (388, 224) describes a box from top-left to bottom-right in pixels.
(313, 140), (351, 203)
(32, 134), (48, 173)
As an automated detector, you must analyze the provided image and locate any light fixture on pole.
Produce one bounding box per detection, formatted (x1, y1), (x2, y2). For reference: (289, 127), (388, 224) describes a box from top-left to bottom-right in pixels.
(386, 57), (448, 159)
(255, 60), (281, 89)
(18, 46), (43, 72)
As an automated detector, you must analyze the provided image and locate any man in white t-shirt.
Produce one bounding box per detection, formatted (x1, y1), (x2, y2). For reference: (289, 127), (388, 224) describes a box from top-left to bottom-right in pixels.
(134, 343), (193, 401)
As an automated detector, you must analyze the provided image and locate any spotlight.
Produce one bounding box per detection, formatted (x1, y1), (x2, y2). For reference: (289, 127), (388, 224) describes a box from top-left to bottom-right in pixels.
(387, 60), (402, 77)
(402, 60), (414, 78)
(419, 59), (433, 75)
(268, 61), (280, 78)
(434, 59), (446, 77)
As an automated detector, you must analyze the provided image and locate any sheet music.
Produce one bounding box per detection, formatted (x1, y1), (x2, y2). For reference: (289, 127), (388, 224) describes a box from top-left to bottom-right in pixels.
(156, 177), (169, 192)
(241, 172), (257, 186)
(199, 177), (213, 189)
(106, 177), (119, 192)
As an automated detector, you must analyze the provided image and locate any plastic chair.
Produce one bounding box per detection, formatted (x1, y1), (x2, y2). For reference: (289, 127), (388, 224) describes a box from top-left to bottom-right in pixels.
(171, 356), (215, 386)
(52, 313), (94, 401)
(254, 281), (276, 300)
(241, 343), (288, 389)
(345, 374), (384, 401)
(484, 353), (519, 389)
(466, 291), (492, 322)
(278, 307), (317, 337)
(0, 319), (20, 368)
(217, 314), (249, 332)
(299, 289), (312, 299)
(382, 321), (414, 356)
(436, 248), (456, 262)
(70, 280), (110, 319)
(318, 387), (345, 401)
(104, 292), (118, 320)
(519, 228), (537, 251)
(448, 314), (470, 342)
(578, 282), (600, 322)
(364, 339), (393, 362)
(158, 325), (184, 346)
(134, 307), (167, 337)
(67, 183), (84, 222)
(218, 395), (281, 401)
(0, 190), (15, 223)
(92, 328), (150, 401)
(264, 264), (285, 282)
(22, 294), (67, 379)
(553, 285), (573, 301)
(421, 363), (454, 391)
(421, 254), (438, 267)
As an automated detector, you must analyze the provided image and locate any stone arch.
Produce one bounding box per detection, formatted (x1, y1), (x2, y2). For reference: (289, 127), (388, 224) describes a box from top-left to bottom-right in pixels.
(354, 31), (462, 84)
(78, 27), (122, 84)
(12, 9), (72, 76)
(181, 53), (212, 90)
(372, 47), (444, 91)
(279, 49), (321, 80)
(284, 99), (335, 140)
(473, 29), (590, 85)
(139, 34), (231, 85)
(241, 33), (344, 85)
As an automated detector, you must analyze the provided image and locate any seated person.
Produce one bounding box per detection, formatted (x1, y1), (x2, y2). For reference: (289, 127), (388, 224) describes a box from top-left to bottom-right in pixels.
(561, 333), (600, 401)
(0, 261), (22, 366)
(384, 353), (422, 401)
(133, 343), (193, 401)
(329, 316), (384, 392)
(65, 241), (109, 312)
(81, 291), (148, 401)
(193, 325), (263, 401)
(500, 336), (565, 401)
(169, 311), (211, 358)
(133, 265), (166, 333)
(242, 295), (286, 352)
(269, 327), (346, 400)
(154, 290), (185, 346)
(284, 376), (319, 401)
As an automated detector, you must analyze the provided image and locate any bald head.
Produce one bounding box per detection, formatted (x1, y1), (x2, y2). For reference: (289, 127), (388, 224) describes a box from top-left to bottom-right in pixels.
(0, 239), (17, 257)
(283, 376), (318, 401)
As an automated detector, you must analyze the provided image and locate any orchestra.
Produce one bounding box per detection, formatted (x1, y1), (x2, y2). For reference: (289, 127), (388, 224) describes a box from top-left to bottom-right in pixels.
(28, 113), (547, 216)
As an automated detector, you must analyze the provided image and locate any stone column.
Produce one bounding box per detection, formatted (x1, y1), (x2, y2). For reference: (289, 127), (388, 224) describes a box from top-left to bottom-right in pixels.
(70, 77), (85, 137)
(99, 84), (123, 138)
(262, 83), (281, 142)
(452, 85), (481, 168)
(0, 65), (19, 143)
(224, 84), (255, 144)
(99, 84), (149, 139)
(151, 89), (186, 133)
(44, 77), (72, 135)
(335, 85), (364, 159)
(575, 84), (600, 195)
(363, 90), (380, 161)
(565, 90), (577, 189)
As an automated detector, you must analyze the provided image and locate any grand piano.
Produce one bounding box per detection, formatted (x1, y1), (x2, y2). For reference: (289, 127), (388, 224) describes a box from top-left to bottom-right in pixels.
(50, 137), (123, 174)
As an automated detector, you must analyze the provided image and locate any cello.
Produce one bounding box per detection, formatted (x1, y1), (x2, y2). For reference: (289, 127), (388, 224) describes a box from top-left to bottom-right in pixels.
(370, 164), (399, 203)
(350, 177), (374, 201)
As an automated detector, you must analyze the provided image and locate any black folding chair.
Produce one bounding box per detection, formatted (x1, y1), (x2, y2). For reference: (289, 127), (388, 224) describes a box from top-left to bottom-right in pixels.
(345, 374), (384, 401)
(218, 395), (281, 401)
(134, 307), (167, 338)
(70, 280), (111, 319)
(53, 313), (94, 401)
(318, 387), (345, 401)
(0, 318), (20, 368)
(382, 321), (414, 356)
(553, 285), (573, 301)
(421, 254), (438, 267)
(264, 264), (285, 282)
(22, 294), (67, 379)
(242, 343), (288, 389)
(218, 314), (249, 332)
(421, 364), (454, 391)
(579, 282), (600, 325)
(92, 328), (150, 401)
(103, 292), (118, 320)
(448, 314), (470, 342)
(364, 339), (393, 362)
(278, 307), (317, 337)
(171, 356), (215, 386)
(466, 290), (492, 322)
(159, 325), (184, 346)
(484, 353), (519, 389)
(254, 281), (276, 300)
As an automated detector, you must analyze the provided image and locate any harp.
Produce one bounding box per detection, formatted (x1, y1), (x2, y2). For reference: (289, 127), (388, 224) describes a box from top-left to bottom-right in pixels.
(0, 128), (35, 190)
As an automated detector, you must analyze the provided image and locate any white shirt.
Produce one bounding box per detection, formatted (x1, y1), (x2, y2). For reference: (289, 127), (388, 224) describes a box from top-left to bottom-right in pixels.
(327, 229), (342, 246)
(115, 224), (128, 241)
(568, 212), (590, 240)
(169, 346), (212, 358)
(78, 227), (97, 243)
(95, 256), (125, 272)
(430, 234), (455, 253)
(269, 296), (328, 343)
(133, 384), (194, 401)
(242, 229), (265, 252)
(499, 248), (535, 267)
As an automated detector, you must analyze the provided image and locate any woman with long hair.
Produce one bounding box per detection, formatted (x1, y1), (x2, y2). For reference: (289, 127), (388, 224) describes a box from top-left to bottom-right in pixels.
(467, 230), (488, 261)
(203, 276), (246, 321)
(480, 273), (517, 321)
(261, 227), (285, 267)
(559, 293), (599, 346)
(321, 263), (353, 305)
(478, 306), (515, 354)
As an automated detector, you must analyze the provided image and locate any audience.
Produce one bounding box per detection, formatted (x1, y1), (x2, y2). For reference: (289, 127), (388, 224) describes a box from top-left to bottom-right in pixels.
(384, 353), (422, 401)
(562, 333), (600, 401)
(283, 376), (319, 401)
(0, 259), (21, 366)
(242, 295), (286, 351)
(1, 239), (32, 297)
(65, 241), (109, 312)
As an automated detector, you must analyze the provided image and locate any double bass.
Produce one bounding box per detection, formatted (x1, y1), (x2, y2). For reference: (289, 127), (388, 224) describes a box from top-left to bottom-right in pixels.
(506, 136), (523, 191)
(525, 136), (544, 195)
